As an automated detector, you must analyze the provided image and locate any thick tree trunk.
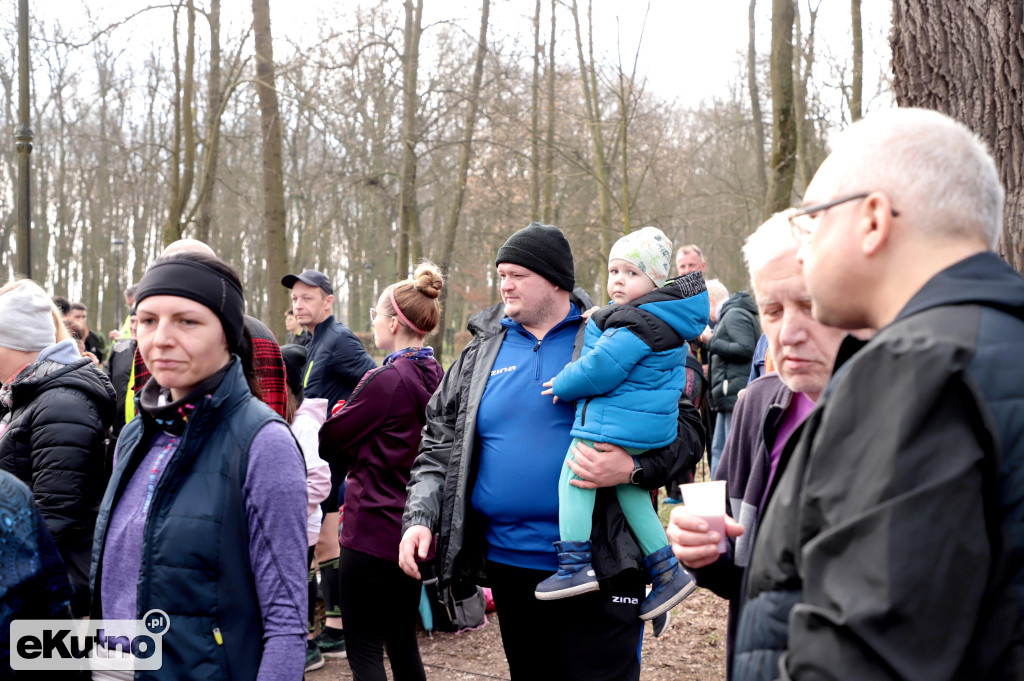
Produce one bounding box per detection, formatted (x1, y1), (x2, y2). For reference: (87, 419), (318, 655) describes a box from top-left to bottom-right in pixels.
(397, 0), (423, 279)
(747, 0), (767, 200)
(530, 0), (542, 220)
(197, 0), (221, 244)
(850, 0), (863, 122)
(436, 0), (489, 358)
(542, 0), (557, 223)
(891, 0), (1024, 270)
(572, 0), (613, 294)
(765, 0), (797, 217)
(793, 1), (819, 192)
(164, 1), (196, 247)
(252, 0), (289, 340)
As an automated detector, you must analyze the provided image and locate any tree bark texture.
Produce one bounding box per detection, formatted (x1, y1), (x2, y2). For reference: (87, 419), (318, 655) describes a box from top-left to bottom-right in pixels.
(543, 0), (557, 223)
(436, 0), (489, 357)
(747, 0), (767, 200)
(530, 0), (542, 220)
(197, 0), (221, 244)
(572, 0), (613, 295)
(164, 2), (196, 247)
(252, 0), (289, 341)
(765, 0), (797, 217)
(891, 0), (1024, 270)
(851, 0), (863, 121)
(794, 1), (819, 192)
(397, 0), (423, 278)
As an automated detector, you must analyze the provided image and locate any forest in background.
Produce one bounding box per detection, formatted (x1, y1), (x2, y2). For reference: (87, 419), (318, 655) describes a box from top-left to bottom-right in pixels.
(5, 1), (1014, 353)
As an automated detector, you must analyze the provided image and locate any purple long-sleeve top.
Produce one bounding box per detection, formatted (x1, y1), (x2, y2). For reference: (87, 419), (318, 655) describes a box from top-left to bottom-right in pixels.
(101, 422), (306, 681)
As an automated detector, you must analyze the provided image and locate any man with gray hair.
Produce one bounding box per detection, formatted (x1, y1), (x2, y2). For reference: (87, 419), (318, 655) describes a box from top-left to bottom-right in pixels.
(667, 211), (849, 676)
(733, 108), (1024, 680)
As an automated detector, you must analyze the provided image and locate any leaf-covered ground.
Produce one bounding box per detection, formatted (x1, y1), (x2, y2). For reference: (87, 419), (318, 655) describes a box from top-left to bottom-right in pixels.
(305, 586), (728, 680)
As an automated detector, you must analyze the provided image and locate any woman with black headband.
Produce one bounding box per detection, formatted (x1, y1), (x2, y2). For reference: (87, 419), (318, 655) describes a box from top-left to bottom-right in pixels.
(89, 252), (307, 681)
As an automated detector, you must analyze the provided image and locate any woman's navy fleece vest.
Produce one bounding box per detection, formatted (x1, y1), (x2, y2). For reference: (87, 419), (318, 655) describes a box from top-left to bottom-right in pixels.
(91, 361), (282, 681)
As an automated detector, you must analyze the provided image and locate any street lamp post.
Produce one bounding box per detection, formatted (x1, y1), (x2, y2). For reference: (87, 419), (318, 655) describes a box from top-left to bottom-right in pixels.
(16, 0), (33, 278)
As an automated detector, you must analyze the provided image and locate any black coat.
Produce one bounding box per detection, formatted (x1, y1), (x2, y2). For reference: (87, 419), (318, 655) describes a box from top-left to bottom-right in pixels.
(0, 353), (115, 606)
(709, 292), (761, 412)
(734, 252), (1024, 681)
(105, 337), (136, 441)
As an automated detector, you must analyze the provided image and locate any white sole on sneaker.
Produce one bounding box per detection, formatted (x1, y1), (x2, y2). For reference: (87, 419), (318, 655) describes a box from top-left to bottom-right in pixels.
(322, 650), (348, 660)
(534, 580), (601, 600)
(639, 579), (697, 621)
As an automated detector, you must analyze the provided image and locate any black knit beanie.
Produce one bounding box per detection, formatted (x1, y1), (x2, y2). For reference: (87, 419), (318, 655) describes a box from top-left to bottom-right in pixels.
(494, 222), (575, 291)
(280, 343), (308, 400)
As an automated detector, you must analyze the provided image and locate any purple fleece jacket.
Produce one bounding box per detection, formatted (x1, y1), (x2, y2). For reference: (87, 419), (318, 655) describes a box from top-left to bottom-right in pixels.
(101, 422), (306, 681)
(319, 351), (443, 563)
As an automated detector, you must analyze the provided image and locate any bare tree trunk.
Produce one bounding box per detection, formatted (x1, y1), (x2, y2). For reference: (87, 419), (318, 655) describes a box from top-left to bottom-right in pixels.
(891, 0), (1024, 270)
(572, 0), (613, 294)
(197, 0), (221, 243)
(252, 0), (288, 340)
(793, 1), (820, 192)
(164, 1), (197, 246)
(397, 0), (423, 278)
(436, 0), (490, 358)
(850, 0), (863, 122)
(542, 0), (557, 223)
(747, 0), (767, 200)
(530, 0), (542, 220)
(764, 0), (797, 217)
(618, 67), (631, 235)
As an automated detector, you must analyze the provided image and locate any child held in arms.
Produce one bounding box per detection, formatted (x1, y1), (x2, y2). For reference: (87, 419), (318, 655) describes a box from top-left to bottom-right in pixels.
(537, 226), (709, 621)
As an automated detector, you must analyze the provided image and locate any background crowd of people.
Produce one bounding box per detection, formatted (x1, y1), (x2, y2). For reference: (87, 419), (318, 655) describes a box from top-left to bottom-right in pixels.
(2, 107), (1024, 681)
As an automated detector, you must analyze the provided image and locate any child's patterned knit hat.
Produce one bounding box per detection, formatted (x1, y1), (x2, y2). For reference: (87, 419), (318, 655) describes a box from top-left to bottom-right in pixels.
(608, 226), (673, 288)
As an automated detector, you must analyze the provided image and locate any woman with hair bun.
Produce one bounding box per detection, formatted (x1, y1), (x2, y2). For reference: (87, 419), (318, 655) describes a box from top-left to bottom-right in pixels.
(319, 262), (445, 681)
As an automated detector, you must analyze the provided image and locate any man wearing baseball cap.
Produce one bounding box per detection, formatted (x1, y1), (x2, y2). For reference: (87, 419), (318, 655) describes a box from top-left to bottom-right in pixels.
(281, 269), (375, 413)
(282, 268), (375, 661)
(399, 222), (696, 680)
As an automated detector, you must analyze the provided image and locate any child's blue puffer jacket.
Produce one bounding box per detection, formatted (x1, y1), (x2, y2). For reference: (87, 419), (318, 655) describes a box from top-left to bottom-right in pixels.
(551, 271), (709, 449)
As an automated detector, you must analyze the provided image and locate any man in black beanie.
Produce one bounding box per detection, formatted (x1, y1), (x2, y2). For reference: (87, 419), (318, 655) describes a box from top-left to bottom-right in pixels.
(400, 222), (696, 681)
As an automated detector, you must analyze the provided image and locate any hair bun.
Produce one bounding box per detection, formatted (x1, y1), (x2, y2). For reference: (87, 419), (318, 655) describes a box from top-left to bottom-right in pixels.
(413, 262), (444, 299)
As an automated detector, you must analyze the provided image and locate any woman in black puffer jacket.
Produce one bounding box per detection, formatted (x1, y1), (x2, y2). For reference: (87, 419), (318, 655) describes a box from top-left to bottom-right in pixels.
(0, 280), (115, 616)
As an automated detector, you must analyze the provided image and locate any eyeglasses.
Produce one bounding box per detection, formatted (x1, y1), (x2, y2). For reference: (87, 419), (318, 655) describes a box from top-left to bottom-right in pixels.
(789, 192), (900, 243)
(368, 307), (394, 323)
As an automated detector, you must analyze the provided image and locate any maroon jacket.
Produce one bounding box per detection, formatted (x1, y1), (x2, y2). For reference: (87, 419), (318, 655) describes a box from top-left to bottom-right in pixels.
(319, 352), (443, 562)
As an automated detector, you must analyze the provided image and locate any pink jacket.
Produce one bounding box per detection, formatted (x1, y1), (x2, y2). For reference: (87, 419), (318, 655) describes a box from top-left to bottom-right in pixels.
(291, 398), (332, 546)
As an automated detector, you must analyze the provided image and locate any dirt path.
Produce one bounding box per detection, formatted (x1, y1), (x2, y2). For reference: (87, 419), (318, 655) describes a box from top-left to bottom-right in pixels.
(305, 587), (727, 680)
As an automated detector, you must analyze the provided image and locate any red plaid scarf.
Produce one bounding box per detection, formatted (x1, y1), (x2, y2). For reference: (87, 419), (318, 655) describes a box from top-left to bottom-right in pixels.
(129, 323), (287, 420)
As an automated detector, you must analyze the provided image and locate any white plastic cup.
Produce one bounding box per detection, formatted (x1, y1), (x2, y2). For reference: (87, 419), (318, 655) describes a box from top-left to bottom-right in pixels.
(681, 480), (728, 553)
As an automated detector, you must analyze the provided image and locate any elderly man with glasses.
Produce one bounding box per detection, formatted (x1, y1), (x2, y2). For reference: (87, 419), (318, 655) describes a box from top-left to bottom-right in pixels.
(731, 108), (1024, 681)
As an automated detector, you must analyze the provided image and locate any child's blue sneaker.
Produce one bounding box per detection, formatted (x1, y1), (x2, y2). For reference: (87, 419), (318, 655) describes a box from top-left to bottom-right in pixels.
(535, 540), (601, 600)
(639, 546), (697, 620)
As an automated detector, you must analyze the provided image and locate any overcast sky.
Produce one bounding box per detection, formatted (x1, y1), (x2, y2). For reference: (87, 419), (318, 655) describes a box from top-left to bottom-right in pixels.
(24, 0), (895, 115)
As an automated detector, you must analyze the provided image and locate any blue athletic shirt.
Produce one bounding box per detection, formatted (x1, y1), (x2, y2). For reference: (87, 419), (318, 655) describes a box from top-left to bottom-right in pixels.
(471, 304), (581, 571)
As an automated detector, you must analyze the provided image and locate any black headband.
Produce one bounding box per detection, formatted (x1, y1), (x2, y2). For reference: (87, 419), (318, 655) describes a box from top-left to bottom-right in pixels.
(135, 259), (246, 350)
